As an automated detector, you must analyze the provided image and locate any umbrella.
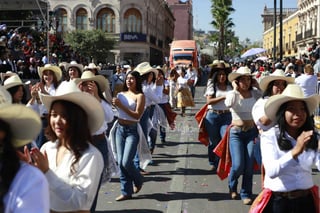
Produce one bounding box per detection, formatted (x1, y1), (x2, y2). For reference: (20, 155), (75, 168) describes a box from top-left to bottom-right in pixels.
(253, 56), (268, 62)
(241, 48), (266, 58)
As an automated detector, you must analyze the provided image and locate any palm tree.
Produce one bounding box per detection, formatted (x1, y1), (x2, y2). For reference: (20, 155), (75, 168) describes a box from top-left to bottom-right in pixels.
(210, 0), (235, 60)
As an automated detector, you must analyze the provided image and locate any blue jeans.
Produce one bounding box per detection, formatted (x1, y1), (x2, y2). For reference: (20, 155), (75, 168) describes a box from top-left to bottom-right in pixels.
(204, 111), (231, 168)
(115, 123), (143, 196)
(158, 103), (168, 141)
(228, 126), (258, 199)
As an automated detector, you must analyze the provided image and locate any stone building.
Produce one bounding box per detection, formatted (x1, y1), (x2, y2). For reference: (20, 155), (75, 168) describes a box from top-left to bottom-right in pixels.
(47, 0), (175, 66)
(261, 1), (320, 59)
(166, 0), (193, 40)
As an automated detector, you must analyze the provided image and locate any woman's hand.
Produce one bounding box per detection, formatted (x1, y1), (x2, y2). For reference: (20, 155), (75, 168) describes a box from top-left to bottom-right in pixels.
(30, 148), (49, 173)
(16, 145), (32, 164)
(231, 80), (238, 91)
(292, 130), (313, 159)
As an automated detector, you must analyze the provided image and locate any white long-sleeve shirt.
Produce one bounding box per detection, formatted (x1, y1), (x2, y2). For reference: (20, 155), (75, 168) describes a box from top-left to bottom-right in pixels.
(261, 127), (320, 192)
(41, 141), (103, 212)
(4, 162), (50, 213)
(142, 81), (163, 107)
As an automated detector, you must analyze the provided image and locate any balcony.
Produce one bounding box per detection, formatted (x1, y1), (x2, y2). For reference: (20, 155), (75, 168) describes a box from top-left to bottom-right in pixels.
(305, 29), (313, 38)
(296, 33), (302, 42)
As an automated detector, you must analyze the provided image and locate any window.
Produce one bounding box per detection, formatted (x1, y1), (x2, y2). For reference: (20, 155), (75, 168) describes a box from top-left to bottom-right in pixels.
(57, 9), (67, 33)
(97, 8), (115, 33)
(76, 8), (88, 30)
(124, 9), (142, 33)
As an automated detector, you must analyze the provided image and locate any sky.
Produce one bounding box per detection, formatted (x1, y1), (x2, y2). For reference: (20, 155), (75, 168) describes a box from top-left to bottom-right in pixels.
(193, 0), (298, 42)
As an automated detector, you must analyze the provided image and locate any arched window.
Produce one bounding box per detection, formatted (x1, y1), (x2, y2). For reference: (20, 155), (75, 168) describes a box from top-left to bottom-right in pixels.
(57, 8), (67, 33)
(124, 9), (142, 33)
(76, 8), (88, 30)
(97, 8), (115, 33)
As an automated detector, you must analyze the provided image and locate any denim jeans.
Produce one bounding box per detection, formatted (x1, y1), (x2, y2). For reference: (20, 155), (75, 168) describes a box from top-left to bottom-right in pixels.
(228, 126), (258, 199)
(158, 103), (168, 141)
(204, 111), (231, 167)
(115, 123), (143, 196)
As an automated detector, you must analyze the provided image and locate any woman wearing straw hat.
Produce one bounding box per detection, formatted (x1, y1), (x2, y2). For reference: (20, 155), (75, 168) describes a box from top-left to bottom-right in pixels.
(0, 86), (49, 212)
(75, 70), (116, 212)
(204, 61), (232, 171)
(84, 63), (100, 75)
(224, 66), (262, 205)
(135, 62), (162, 172)
(252, 69), (295, 166)
(65, 61), (83, 81)
(30, 81), (104, 212)
(3, 74), (28, 104)
(258, 84), (320, 213)
(30, 64), (62, 148)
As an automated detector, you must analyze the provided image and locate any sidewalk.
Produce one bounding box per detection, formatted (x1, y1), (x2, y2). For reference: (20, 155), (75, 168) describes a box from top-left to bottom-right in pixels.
(95, 86), (320, 213)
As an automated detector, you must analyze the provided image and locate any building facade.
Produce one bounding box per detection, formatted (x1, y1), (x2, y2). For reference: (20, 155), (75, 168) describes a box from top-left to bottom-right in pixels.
(166, 0), (193, 40)
(262, 1), (320, 59)
(296, 0), (320, 56)
(47, 0), (175, 66)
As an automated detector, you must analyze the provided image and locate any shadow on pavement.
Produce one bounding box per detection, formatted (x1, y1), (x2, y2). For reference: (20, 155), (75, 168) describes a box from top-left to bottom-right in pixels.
(135, 191), (232, 202)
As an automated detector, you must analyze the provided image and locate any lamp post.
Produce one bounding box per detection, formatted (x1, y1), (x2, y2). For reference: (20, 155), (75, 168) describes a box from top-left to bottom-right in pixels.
(273, 0), (277, 61)
(279, 0), (283, 60)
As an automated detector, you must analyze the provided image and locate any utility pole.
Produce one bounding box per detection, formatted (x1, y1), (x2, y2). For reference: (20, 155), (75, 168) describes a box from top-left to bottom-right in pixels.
(279, 0), (283, 61)
(273, 0), (277, 61)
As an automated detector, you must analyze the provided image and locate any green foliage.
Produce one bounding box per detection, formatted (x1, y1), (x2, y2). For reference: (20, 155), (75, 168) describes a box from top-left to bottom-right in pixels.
(210, 0), (235, 60)
(65, 30), (115, 62)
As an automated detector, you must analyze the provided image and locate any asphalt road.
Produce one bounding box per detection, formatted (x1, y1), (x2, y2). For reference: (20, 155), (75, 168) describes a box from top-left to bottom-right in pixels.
(95, 86), (320, 213)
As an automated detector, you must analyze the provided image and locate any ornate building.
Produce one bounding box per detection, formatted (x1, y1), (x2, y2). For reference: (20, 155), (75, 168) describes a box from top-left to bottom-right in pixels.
(47, 0), (175, 65)
(262, 1), (320, 59)
(296, 0), (320, 56)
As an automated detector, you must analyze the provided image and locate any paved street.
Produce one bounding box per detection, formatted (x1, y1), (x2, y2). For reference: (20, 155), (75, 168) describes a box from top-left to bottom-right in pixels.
(96, 86), (320, 213)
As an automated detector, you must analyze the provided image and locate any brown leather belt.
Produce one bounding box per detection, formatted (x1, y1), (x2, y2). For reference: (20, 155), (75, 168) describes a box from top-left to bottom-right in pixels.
(92, 133), (105, 141)
(273, 189), (311, 199)
(209, 109), (230, 114)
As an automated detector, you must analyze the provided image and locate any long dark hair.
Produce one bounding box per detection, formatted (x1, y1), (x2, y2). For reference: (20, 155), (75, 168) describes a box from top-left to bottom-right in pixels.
(262, 80), (288, 98)
(41, 70), (60, 89)
(7, 85), (27, 104)
(276, 101), (318, 151)
(0, 119), (20, 211)
(45, 100), (91, 174)
(207, 63), (231, 95)
(123, 70), (143, 93)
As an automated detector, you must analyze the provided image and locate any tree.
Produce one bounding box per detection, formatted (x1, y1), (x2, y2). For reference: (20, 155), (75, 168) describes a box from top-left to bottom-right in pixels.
(210, 0), (235, 60)
(65, 30), (115, 63)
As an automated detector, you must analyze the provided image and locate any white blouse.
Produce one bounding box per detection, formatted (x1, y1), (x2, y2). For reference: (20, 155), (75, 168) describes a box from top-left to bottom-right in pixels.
(41, 141), (103, 211)
(4, 162), (50, 213)
(261, 127), (320, 192)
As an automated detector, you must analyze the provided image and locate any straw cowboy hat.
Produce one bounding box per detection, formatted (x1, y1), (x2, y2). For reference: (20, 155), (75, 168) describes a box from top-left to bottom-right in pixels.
(3, 74), (24, 90)
(38, 64), (62, 81)
(66, 61), (84, 74)
(134, 62), (158, 76)
(209, 60), (230, 68)
(74, 71), (109, 92)
(40, 81), (104, 134)
(264, 84), (320, 121)
(0, 71), (17, 83)
(228, 66), (253, 82)
(0, 86), (41, 147)
(259, 69), (295, 91)
(84, 63), (101, 71)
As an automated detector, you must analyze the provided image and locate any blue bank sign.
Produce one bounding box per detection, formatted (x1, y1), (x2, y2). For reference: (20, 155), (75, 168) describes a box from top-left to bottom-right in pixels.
(121, 33), (146, 42)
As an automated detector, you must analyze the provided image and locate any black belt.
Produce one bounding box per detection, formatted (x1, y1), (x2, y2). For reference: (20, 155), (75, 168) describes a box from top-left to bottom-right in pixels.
(273, 189), (311, 199)
(92, 133), (105, 141)
(208, 109), (230, 114)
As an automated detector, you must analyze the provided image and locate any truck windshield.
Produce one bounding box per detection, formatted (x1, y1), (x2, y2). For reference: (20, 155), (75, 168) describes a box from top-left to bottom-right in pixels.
(173, 53), (193, 61)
